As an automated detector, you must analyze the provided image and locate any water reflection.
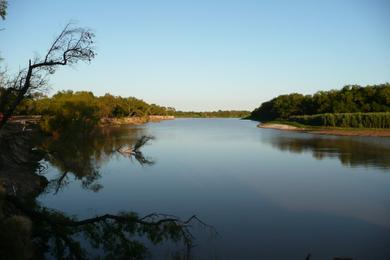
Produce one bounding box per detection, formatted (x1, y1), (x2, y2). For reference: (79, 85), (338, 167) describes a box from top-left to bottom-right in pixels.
(263, 132), (390, 170)
(39, 126), (155, 193)
(33, 119), (390, 259)
(1, 191), (204, 259)
(0, 126), (206, 259)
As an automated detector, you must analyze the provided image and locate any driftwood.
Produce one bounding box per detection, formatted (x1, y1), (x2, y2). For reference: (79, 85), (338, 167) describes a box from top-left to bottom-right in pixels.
(116, 135), (155, 165)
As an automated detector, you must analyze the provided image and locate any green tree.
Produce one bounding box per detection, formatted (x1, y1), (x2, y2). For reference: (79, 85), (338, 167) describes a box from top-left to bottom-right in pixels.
(250, 83), (390, 122)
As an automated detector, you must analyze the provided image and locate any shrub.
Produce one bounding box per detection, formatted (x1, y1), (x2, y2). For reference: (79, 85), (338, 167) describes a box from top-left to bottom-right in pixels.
(289, 112), (390, 128)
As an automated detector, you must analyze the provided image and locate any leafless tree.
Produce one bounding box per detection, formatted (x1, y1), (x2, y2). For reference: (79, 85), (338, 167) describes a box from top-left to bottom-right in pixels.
(0, 23), (96, 130)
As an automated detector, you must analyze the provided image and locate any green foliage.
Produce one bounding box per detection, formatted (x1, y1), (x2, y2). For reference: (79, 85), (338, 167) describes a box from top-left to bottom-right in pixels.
(174, 110), (250, 118)
(12, 90), (176, 134)
(250, 83), (390, 123)
(97, 94), (154, 118)
(13, 90), (250, 131)
(14, 90), (175, 120)
(289, 112), (390, 128)
(37, 91), (100, 134)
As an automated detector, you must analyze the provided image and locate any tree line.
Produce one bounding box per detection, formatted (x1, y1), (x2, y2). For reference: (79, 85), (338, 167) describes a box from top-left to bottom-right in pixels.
(174, 110), (250, 118)
(13, 90), (175, 118)
(11, 89), (250, 118)
(250, 83), (390, 127)
(3, 89), (250, 133)
(4, 90), (173, 133)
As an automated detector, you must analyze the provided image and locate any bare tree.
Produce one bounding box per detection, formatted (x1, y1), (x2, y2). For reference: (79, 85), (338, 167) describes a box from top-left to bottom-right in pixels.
(0, 23), (96, 130)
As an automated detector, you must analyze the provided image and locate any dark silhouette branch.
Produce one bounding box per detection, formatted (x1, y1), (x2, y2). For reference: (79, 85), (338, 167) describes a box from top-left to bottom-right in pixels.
(54, 171), (69, 194)
(0, 23), (95, 130)
(5, 194), (215, 258)
(134, 135), (154, 151)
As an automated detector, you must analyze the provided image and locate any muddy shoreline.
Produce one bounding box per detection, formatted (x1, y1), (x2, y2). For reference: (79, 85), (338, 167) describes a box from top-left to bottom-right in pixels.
(258, 122), (390, 137)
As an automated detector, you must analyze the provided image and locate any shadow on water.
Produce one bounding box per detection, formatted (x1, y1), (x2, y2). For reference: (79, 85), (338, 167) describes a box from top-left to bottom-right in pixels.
(1, 191), (208, 259)
(261, 131), (390, 170)
(0, 125), (211, 259)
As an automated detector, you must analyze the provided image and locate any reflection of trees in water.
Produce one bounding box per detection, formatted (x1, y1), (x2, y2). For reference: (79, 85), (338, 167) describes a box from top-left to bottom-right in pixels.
(0, 126), (213, 259)
(1, 192), (211, 259)
(40, 126), (155, 193)
(267, 135), (390, 170)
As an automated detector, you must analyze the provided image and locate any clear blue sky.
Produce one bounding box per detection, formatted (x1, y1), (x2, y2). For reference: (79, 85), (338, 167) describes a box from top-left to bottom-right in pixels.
(1, 0), (389, 111)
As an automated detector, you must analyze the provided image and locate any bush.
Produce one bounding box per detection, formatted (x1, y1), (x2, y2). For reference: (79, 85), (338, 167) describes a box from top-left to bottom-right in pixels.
(40, 100), (100, 135)
(289, 112), (390, 128)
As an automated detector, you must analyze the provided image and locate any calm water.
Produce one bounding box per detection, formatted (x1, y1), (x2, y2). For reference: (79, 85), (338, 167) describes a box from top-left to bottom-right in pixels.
(38, 118), (390, 259)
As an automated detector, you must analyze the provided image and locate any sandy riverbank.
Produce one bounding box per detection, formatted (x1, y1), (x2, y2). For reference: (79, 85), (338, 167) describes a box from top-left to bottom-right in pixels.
(257, 123), (302, 131)
(258, 122), (390, 137)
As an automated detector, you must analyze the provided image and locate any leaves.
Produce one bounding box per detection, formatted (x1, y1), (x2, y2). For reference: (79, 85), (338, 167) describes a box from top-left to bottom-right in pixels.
(251, 83), (390, 122)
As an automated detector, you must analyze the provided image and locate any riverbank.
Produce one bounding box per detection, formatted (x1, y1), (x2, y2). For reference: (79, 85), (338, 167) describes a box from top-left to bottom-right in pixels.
(258, 122), (390, 137)
(9, 115), (175, 127)
(98, 115), (175, 125)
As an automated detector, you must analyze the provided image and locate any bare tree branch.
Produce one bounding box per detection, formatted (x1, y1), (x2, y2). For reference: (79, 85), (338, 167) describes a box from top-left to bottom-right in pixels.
(6, 194), (216, 259)
(0, 23), (96, 130)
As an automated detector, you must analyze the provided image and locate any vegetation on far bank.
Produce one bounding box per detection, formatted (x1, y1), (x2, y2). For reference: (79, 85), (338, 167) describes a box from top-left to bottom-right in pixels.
(289, 112), (390, 128)
(260, 120), (390, 137)
(0, 89), (251, 134)
(14, 90), (250, 119)
(174, 110), (250, 118)
(10, 90), (174, 133)
(250, 83), (390, 128)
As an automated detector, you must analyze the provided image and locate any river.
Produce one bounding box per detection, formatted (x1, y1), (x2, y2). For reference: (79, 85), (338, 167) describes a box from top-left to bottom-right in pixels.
(38, 118), (390, 259)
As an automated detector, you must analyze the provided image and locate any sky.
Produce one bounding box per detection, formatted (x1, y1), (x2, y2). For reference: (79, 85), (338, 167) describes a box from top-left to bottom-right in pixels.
(0, 0), (389, 111)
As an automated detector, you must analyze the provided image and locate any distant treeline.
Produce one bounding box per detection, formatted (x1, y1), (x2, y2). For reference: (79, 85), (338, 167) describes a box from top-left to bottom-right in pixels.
(174, 110), (250, 118)
(12, 90), (175, 133)
(12, 90), (249, 119)
(250, 83), (390, 128)
(6, 90), (249, 132)
(14, 90), (175, 118)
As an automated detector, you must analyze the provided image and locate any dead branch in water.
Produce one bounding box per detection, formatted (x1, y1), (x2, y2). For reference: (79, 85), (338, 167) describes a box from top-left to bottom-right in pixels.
(134, 135), (155, 151)
(116, 135), (155, 165)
